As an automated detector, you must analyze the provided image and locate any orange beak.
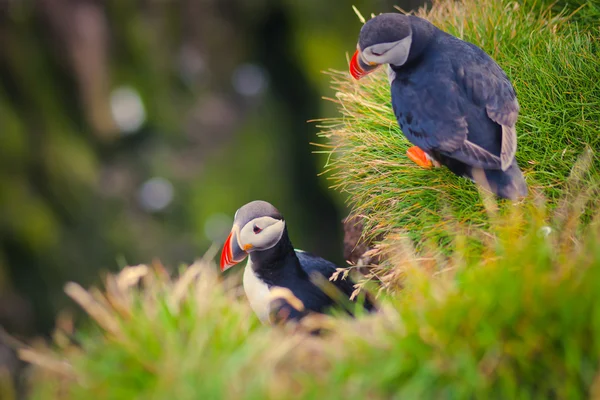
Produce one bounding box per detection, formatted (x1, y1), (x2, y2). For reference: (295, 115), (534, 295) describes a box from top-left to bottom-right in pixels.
(350, 49), (379, 80)
(220, 228), (248, 271)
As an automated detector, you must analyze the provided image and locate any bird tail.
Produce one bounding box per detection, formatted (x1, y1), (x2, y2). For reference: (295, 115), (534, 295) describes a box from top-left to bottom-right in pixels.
(473, 160), (528, 201)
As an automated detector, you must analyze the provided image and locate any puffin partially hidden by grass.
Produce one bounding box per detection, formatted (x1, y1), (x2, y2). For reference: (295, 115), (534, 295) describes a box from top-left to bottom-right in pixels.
(220, 200), (375, 325)
(350, 13), (528, 200)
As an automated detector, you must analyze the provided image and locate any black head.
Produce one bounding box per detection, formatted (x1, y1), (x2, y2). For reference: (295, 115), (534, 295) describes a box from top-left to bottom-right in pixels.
(358, 13), (412, 51)
(220, 200), (287, 270)
(350, 14), (435, 79)
(233, 200), (283, 229)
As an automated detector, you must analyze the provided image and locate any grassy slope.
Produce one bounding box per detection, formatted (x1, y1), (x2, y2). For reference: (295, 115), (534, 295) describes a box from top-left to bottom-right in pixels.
(25, 203), (600, 399)
(19, 0), (600, 398)
(316, 0), (599, 257)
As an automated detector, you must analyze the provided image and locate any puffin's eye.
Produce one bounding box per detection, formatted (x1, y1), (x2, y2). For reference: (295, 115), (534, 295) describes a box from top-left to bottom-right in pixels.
(253, 225), (262, 234)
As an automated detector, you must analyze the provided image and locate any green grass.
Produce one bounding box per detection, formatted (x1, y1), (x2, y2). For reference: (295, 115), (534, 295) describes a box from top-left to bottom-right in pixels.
(315, 0), (600, 259)
(21, 198), (600, 399)
(16, 0), (600, 398)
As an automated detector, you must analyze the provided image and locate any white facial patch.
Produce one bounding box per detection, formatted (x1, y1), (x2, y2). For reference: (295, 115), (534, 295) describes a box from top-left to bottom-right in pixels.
(238, 216), (285, 252)
(362, 35), (413, 67)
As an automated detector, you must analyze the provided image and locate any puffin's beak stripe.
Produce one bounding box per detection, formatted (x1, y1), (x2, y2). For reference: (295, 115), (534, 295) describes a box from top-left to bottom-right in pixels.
(350, 50), (366, 80)
(220, 227), (248, 271)
(220, 231), (234, 270)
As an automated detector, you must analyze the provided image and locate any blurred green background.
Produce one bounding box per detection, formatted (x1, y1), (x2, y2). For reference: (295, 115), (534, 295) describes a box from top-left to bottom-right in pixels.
(0, 0), (427, 338)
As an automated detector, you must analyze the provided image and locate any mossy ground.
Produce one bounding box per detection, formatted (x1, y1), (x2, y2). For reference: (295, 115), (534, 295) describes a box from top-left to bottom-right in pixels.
(9, 0), (600, 398)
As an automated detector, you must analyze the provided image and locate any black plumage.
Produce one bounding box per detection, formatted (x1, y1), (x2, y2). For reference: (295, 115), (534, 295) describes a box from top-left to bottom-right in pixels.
(250, 229), (375, 321)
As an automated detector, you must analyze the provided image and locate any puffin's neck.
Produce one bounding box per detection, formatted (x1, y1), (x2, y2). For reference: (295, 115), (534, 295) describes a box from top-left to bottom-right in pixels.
(404, 15), (435, 64)
(249, 228), (298, 272)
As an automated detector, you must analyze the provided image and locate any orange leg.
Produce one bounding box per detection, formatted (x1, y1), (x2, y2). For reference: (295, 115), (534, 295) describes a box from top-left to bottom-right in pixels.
(406, 146), (434, 169)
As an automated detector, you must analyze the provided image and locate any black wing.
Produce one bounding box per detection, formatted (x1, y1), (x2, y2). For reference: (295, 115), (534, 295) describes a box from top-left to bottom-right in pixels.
(457, 46), (519, 171)
(392, 76), (469, 154)
(296, 250), (375, 312)
(296, 251), (355, 297)
(392, 45), (518, 171)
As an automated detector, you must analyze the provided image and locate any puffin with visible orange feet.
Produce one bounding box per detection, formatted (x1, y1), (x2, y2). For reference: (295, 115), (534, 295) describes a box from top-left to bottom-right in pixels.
(220, 200), (375, 325)
(350, 13), (527, 200)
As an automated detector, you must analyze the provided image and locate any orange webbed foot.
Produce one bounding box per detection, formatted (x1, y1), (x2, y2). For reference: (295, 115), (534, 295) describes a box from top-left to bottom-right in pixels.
(406, 146), (434, 169)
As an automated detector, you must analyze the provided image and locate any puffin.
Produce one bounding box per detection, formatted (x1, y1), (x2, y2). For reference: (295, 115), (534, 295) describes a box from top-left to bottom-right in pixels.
(349, 13), (527, 200)
(220, 200), (375, 324)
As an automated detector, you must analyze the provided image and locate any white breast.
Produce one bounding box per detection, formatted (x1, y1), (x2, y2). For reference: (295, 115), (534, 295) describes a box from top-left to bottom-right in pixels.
(242, 259), (272, 324)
